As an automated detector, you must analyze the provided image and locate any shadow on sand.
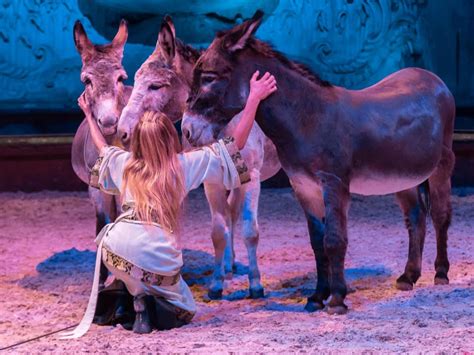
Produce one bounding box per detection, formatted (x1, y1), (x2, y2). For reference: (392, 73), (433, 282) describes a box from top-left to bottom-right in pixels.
(18, 248), (96, 292)
(17, 248), (244, 293)
(18, 248), (392, 312)
(250, 265), (393, 313)
(182, 248), (248, 286)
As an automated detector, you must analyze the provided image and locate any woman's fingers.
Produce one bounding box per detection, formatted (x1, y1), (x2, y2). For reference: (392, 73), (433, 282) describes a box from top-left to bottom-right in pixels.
(260, 71), (271, 81)
(251, 70), (260, 82)
(266, 78), (276, 87)
(264, 76), (276, 87)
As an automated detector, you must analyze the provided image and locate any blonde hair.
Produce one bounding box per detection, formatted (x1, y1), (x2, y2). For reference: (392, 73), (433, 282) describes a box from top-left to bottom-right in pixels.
(122, 111), (185, 232)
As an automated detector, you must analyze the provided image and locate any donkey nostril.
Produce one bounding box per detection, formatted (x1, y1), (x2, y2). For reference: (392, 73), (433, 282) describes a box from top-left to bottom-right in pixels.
(121, 131), (128, 141)
(183, 128), (192, 142)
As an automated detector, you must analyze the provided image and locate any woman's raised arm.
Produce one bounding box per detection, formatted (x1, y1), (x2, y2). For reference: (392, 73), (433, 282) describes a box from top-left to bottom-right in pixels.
(78, 93), (107, 152)
(232, 71), (277, 150)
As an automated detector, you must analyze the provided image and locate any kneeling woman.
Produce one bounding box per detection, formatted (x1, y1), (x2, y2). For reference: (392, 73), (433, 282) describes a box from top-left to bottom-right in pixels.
(61, 71), (277, 338)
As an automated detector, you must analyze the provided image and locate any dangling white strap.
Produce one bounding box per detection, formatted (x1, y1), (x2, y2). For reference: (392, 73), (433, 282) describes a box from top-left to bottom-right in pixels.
(58, 239), (104, 339)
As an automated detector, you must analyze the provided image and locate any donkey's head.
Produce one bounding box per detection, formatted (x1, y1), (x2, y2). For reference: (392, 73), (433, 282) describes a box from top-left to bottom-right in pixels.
(118, 16), (199, 147)
(182, 11), (265, 146)
(74, 20), (129, 138)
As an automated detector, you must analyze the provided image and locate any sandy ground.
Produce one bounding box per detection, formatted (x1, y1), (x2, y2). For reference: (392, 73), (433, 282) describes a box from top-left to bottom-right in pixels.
(0, 187), (473, 353)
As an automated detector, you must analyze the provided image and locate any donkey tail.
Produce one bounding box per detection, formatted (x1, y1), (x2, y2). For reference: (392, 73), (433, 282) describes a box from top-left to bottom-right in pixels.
(417, 180), (431, 215)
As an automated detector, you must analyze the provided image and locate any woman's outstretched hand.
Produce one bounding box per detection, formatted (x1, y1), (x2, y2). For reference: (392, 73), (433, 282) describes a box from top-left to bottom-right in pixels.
(77, 92), (107, 151)
(233, 71), (277, 150)
(78, 92), (93, 124)
(248, 70), (277, 102)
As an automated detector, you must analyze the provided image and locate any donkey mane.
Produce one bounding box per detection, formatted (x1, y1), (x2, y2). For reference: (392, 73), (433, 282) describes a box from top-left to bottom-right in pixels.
(247, 38), (332, 87)
(176, 38), (202, 63)
(93, 43), (115, 54)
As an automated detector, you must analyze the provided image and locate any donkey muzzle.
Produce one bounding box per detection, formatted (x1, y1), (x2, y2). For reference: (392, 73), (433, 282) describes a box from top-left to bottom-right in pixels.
(98, 116), (118, 136)
(181, 113), (206, 147)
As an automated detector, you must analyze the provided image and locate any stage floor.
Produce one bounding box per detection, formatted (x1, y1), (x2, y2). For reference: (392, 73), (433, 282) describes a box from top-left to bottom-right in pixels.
(0, 188), (473, 352)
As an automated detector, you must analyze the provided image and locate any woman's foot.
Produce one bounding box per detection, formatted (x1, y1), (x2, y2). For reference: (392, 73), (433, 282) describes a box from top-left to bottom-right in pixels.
(133, 296), (152, 334)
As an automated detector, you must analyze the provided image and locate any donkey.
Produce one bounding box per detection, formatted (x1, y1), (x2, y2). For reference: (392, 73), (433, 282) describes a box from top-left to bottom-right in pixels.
(71, 19), (132, 287)
(182, 11), (455, 314)
(117, 16), (281, 299)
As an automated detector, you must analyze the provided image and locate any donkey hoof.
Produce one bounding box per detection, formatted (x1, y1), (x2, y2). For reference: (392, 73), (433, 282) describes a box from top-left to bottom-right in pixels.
(225, 272), (234, 280)
(396, 274), (414, 291)
(434, 272), (449, 285)
(249, 288), (264, 299)
(326, 304), (348, 315)
(304, 299), (324, 313)
(208, 289), (223, 300)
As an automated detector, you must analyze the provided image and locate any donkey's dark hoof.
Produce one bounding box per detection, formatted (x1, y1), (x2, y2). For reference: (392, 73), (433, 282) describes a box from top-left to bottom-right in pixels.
(396, 274), (414, 291)
(249, 288), (264, 299)
(326, 304), (348, 315)
(133, 313), (152, 334)
(304, 299), (324, 312)
(434, 272), (449, 285)
(208, 289), (223, 300)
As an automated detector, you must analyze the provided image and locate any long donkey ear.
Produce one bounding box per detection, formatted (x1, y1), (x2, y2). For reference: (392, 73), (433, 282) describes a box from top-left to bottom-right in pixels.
(156, 15), (176, 64)
(224, 10), (264, 53)
(73, 20), (94, 61)
(111, 19), (128, 58)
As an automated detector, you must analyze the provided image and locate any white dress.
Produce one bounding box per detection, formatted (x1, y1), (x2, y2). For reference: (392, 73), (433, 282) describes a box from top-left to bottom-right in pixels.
(61, 137), (249, 339)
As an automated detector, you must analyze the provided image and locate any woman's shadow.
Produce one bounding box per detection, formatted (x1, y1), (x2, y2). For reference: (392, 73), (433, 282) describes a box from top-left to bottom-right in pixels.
(16, 248), (244, 293)
(17, 248), (96, 293)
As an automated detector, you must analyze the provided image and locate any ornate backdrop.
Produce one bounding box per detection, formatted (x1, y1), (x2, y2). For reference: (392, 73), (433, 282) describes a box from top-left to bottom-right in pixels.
(0, 0), (472, 111)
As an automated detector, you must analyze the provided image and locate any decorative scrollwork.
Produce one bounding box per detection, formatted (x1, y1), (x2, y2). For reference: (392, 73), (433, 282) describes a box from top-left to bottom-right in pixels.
(0, 0), (81, 110)
(263, 0), (425, 88)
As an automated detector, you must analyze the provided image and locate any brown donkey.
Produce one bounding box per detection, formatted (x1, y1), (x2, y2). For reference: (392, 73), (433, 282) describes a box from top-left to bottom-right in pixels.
(182, 11), (455, 314)
(71, 19), (132, 287)
(117, 17), (281, 299)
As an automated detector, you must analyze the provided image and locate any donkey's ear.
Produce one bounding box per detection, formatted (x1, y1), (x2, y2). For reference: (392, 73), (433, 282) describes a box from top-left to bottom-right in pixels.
(224, 10), (264, 53)
(111, 19), (128, 56)
(163, 15), (176, 38)
(156, 16), (176, 64)
(73, 20), (94, 60)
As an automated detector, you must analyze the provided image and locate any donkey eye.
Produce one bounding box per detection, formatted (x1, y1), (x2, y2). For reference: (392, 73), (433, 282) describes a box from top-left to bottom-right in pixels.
(201, 73), (217, 85)
(148, 84), (163, 91)
(117, 76), (125, 83)
(84, 78), (92, 86)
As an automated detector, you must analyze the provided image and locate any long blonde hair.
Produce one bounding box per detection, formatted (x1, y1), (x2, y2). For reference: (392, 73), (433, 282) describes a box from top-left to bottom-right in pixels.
(122, 111), (185, 232)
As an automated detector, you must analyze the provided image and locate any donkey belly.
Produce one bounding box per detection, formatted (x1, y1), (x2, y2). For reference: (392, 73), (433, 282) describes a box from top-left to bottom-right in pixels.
(349, 170), (433, 196)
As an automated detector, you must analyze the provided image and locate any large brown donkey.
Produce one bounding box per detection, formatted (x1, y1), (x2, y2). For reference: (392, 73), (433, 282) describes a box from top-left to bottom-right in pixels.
(71, 19), (132, 287)
(182, 11), (455, 314)
(117, 17), (281, 299)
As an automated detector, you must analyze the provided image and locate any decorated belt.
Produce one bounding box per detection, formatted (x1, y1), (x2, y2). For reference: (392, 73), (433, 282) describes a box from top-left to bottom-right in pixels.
(102, 247), (180, 287)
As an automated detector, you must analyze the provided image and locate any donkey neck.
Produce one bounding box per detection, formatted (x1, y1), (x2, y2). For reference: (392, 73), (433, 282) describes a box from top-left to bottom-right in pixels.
(240, 53), (340, 146)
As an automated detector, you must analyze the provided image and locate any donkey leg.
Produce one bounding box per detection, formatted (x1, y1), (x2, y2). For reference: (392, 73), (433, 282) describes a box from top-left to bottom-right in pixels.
(204, 183), (232, 299)
(318, 173), (350, 315)
(227, 188), (243, 277)
(429, 147), (455, 285)
(395, 188), (427, 291)
(290, 176), (328, 312)
(238, 178), (264, 299)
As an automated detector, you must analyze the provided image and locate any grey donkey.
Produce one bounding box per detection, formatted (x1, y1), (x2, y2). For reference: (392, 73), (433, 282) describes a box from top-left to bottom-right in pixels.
(71, 19), (132, 288)
(117, 17), (281, 299)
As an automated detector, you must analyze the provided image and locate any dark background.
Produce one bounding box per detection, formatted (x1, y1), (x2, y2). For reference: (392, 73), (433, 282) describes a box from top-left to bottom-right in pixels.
(0, 0), (473, 191)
